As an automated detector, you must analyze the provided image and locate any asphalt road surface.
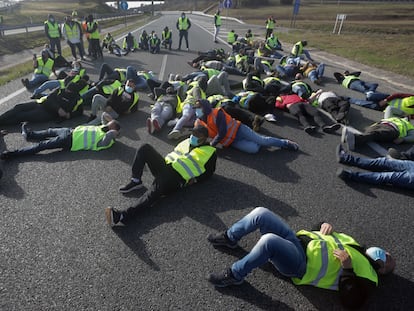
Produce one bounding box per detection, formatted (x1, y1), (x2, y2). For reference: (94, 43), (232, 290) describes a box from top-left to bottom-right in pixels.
(1, 12), (413, 311)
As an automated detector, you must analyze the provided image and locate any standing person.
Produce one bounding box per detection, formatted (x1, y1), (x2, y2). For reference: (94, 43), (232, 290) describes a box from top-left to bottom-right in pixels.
(105, 125), (217, 226)
(62, 15), (84, 60)
(207, 207), (396, 309)
(81, 16), (91, 56)
(0, 121), (120, 160)
(194, 99), (299, 154)
(71, 10), (86, 57)
(176, 12), (191, 51)
(86, 14), (103, 60)
(265, 15), (276, 39)
(44, 14), (62, 55)
(213, 10), (221, 43)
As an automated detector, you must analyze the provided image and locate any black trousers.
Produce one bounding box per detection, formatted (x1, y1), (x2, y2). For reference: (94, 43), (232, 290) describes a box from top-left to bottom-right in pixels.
(0, 102), (55, 126)
(122, 144), (184, 222)
(288, 103), (326, 128)
(356, 124), (399, 146)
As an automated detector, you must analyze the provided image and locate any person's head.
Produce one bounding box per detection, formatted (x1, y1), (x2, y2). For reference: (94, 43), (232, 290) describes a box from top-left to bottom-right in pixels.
(87, 14), (93, 22)
(302, 40), (307, 46)
(216, 10), (220, 15)
(194, 99), (212, 119)
(71, 61), (81, 72)
(366, 247), (396, 275)
(166, 86), (176, 95)
(247, 29), (251, 33)
(142, 30), (147, 35)
(124, 79), (136, 94)
(181, 12), (186, 18)
(164, 26), (169, 31)
(128, 32), (132, 36)
(72, 10), (77, 18)
(66, 15), (72, 22)
(106, 120), (121, 132)
(295, 73), (303, 80)
(189, 125), (209, 146)
(48, 14), (55, 22)
(41, 49), (49, 59)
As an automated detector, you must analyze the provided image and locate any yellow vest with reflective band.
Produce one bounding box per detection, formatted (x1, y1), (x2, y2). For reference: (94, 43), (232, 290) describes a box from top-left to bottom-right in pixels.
(64, 23), (80, 40)
(186, 81), (206, 99)
(207, 94), (225, 108)
(178, 17), (189, 30)
(87, 21), (100, 39)
(162, 30), (172, 40)
(291, 230), (378, 290)
(342, 75), (360, 88)
(45, 21), (60, 38)
(266, 19), (275, 29)
(263, 77), (280, 85)
(102, 80), (122, 96)
(292, 41), (304, 57)
(201, 67), (220, 78)
(243, 76), (264, 90)
(265, 36), (278, 50)
(116, 87), (139, 112)
(70, 125), (114, 151)
(34, 57), (54, 77)
(176, 96), (195, 114)
(379, 117), (414, 138)
(138, 71), (152, 80)
(388, 96), (414, 116)
(215, 15), (221, 26)
(235, 54), (247, 65)
(227, 32), (236, 43)
(59, 69), (86, 89)
(164, 139), (215, 183)
(114, 68), (126, 82)
(238, 91), (255, 108)
(72, 98), (83, 112)
(292, 81), (312, 96)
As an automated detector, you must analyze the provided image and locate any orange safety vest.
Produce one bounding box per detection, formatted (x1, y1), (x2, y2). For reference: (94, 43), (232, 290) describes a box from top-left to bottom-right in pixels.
(196, 108), (240, 147)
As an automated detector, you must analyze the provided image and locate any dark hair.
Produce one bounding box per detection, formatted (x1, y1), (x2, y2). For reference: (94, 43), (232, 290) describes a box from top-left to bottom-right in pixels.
(192, 125), (208, 138)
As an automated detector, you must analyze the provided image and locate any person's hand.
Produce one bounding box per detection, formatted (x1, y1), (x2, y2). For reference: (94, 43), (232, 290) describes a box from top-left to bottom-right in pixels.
(333, 249), (352, 269)
(320, 223), (333, 235)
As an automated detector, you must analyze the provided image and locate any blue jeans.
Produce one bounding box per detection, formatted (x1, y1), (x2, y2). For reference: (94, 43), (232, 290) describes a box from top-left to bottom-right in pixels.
(126, 66), (149, 90)
(343, 155), (414, 189)
(13, 127), (72, 156)
(27, 74), (49, 89)
(231, 124), (288, 154)
(32, 80), (60, 96)
(348, 97), (381, 110)
(308, 63), (325, 82)
(227, 207), (307, 280)
(275, 64), (297, 79)
(349, 80), (378, 93)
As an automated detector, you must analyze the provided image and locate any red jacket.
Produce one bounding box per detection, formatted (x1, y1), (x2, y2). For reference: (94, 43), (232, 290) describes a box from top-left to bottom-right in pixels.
(275, 94), (308, 110)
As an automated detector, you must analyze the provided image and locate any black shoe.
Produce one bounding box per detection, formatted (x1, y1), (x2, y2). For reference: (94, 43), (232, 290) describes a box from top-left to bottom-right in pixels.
(30, 93), (42, 100)
(0, 151), (16, 160)
(284, 140), (299, 151)
(21, 78), (28, 88)
(304, 126), (316, 134)
(105, 207), (123, 227)
(322, 123), (341, 134)
(208, 268), (244, 287)
(336, 168), (352, 180)
(252, 115), (264, 132)
(207, 232), (239, 249)
(119, 180), (144, 193)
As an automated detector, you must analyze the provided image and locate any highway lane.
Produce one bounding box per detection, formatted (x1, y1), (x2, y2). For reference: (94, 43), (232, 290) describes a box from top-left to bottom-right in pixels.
(1, 12), (413, 311)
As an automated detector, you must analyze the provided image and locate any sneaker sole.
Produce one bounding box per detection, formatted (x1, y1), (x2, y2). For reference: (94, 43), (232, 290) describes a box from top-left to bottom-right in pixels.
(119, 184), (144, 193)
(146, 118), (153, 134)
(105, 207), (115, 226)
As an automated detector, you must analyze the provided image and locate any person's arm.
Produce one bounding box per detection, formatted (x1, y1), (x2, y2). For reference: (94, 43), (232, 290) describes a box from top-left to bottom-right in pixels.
(385, 93), (414, 102)
(187, 19), (191, 29)
(97, 130), (118, 148)
(210, 110), (228, 146)
(44, 23), (51, 39)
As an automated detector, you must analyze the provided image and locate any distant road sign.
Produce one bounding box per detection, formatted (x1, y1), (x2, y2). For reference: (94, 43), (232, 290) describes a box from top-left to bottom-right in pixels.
(120, 1), (128, 10)
(223, 0), (232, 9)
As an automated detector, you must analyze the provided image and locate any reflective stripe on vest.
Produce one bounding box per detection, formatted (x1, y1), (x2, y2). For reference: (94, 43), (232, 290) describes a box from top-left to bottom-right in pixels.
(292, 42), (303, 56)
(87, 21), (100, 39)
(165, 139), (215, 182)
(227, 32), (236, 43)
(342, 75), (359, 88)
(114, 68), (126, 82)
(215, 15), (221, 26)
(102, 80), (122, 95)
(380, 117), (414, 138)
(266, 19), (275, 29)
(388, 97), (414, 115)
(70, 125), (113, 151)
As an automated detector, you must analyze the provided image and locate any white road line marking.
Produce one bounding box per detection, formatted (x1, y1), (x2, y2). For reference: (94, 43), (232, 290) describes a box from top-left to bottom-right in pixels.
(0, 88), (26, 106)
(159, 54), (168, 81)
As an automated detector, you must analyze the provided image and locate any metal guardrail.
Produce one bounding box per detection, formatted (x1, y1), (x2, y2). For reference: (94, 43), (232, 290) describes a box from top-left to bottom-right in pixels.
(0, 12), (146, 37)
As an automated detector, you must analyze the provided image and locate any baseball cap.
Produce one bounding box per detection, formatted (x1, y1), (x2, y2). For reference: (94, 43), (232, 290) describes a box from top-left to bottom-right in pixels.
(366, 247), (387, 263)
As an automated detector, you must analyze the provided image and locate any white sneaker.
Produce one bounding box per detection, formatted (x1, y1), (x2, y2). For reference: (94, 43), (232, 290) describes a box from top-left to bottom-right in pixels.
(264, 113), (277, 122)
(168, 129), (182, 140)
